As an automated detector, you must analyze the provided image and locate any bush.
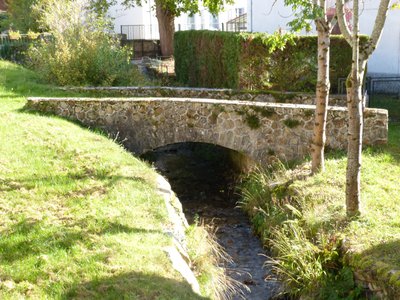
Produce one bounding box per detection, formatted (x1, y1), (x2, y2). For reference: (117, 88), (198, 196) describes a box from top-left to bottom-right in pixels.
(0, 12), (9, 32)
(27, 0), (147, 86)
(174, 31), (367, 93)
(2, 0), (40, 32)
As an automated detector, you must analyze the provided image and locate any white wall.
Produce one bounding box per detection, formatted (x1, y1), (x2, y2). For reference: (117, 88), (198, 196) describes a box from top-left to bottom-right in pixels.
(175, 0), (247, 31)
(359, 0), (400, 75)
(247, 0), (400, 75)
(247, 0), (293, 33)
(109, 0), (159, 39)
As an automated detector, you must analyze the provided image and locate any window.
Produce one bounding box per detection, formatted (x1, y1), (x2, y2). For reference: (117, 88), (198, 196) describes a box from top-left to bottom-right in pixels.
(187, 15), (195, 30)
(210, 14), (219, 30)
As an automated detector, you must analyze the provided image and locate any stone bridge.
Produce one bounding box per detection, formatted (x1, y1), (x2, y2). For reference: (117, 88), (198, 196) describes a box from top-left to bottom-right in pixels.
(26, 97), (388, 165)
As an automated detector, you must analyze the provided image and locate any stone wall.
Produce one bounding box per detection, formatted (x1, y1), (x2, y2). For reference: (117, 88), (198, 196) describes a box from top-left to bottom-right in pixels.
(25, 97), (388, 166)
(65, 86), (349, 107)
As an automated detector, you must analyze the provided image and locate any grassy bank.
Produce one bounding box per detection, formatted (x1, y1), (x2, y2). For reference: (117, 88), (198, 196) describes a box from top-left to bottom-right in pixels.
(0, 60), (207, 299)
(240, 123), (400, 298)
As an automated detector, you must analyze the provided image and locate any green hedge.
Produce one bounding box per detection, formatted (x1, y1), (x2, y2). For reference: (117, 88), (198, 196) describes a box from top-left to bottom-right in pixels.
(174, 31), (366, 93)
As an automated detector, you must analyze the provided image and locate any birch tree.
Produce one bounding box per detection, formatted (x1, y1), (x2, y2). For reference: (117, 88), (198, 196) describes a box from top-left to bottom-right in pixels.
(335, 0), (391, 217)
(284, 0), (337, 173)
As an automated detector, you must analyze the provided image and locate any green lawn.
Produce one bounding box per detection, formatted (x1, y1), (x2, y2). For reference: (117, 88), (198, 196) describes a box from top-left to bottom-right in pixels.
(0, 60), (205, 299)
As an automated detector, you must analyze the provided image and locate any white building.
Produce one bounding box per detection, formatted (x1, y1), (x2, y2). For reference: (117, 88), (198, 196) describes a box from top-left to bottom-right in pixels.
(247, 0), (400, 76)
(109, 1), (159, 40)
(108, 0), (248, 40)
(175, 0), (247, 32)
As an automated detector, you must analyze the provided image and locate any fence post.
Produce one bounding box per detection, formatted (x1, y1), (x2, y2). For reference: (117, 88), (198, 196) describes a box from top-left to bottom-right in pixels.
(221, 23), (224, 31)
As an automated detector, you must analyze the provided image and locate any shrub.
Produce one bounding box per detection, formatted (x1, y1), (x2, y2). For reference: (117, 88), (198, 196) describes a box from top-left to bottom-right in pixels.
(174, 31), (367, 93)
(2, 0), (40, 32)
(0, 12), (9, 32)
(27, 0), (147, 86)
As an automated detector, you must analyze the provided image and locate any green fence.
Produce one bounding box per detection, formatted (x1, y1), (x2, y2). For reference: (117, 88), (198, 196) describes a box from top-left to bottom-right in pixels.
(0, 33), (51, 62)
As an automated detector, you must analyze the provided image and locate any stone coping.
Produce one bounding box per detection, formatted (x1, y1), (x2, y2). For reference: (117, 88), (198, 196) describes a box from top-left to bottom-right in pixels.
(28, 96), (382, 113)
(61, 85), (346, 97)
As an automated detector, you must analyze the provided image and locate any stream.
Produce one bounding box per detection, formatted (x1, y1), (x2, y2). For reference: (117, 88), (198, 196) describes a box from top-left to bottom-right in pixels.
(142, 143), (281, 299)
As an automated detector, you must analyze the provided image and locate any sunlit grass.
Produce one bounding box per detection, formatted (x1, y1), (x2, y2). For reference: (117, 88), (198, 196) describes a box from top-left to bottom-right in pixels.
(0, 60), (205, 299)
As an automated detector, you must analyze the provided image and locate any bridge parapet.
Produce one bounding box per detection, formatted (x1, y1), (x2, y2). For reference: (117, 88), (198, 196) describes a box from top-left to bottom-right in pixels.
(64, 86), (349, 107)
(26, 97), (388, 165)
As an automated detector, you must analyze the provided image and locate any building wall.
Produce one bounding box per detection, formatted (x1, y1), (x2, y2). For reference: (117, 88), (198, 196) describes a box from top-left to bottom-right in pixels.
(247, 0), (400, 75)
(109, 0), (159, 39)
(175, 0), (247, 31)
(359, 0), (400, 75)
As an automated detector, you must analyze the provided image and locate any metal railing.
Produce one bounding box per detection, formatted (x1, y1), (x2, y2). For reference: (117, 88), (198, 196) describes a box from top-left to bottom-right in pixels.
(176, 20), (247, 33)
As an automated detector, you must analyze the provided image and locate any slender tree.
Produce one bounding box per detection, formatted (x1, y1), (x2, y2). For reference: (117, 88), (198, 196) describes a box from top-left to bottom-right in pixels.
(284, 0), (337, 173)
(336, 0), (391, 217)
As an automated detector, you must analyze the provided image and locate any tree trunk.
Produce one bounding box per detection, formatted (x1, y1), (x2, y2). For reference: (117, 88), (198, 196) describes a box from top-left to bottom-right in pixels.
(311, 19), (330, 174)
(155, 0), (175, 57)
(336, 0), (390, 218)
(345, 0), (363, 218)
(346, 59), (366, 217)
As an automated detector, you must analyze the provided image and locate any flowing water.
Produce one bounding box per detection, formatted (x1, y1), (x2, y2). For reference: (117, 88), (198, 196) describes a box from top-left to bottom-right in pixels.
(142, 143), (281, 299)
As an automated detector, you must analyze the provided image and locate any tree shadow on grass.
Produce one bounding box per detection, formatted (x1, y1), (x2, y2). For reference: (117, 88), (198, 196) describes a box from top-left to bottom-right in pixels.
(355, 239), (400, 269)
(0, 171), (148, 193)
(62, 271), (208, 300)
(348, 239), (400, 297)
(0, 217), (166, 264)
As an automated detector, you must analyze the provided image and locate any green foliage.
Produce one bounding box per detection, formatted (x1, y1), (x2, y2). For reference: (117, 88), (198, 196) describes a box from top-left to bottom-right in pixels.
(186, 222), (239, 299)
(174, 30), (241, 88)
(239, 165), (299, 239)
(268, 221), (326, 297)
(118, 0), (232, 17)
(27, 0), (148, 86)
(245, 114), (260, 129)
(175, 31), (364, 93)
(0, 12), (9, 32)
(4, 0), (41, 32)
(283, 118), (301, 128)
(283, 0), (323, 32)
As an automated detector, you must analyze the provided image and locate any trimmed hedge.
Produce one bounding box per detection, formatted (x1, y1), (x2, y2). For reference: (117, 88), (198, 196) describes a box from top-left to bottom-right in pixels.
(174, 31), (366, 93)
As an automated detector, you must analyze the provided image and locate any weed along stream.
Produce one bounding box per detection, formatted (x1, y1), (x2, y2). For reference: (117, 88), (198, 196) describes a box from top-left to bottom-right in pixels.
(141, 143), (281, 299)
